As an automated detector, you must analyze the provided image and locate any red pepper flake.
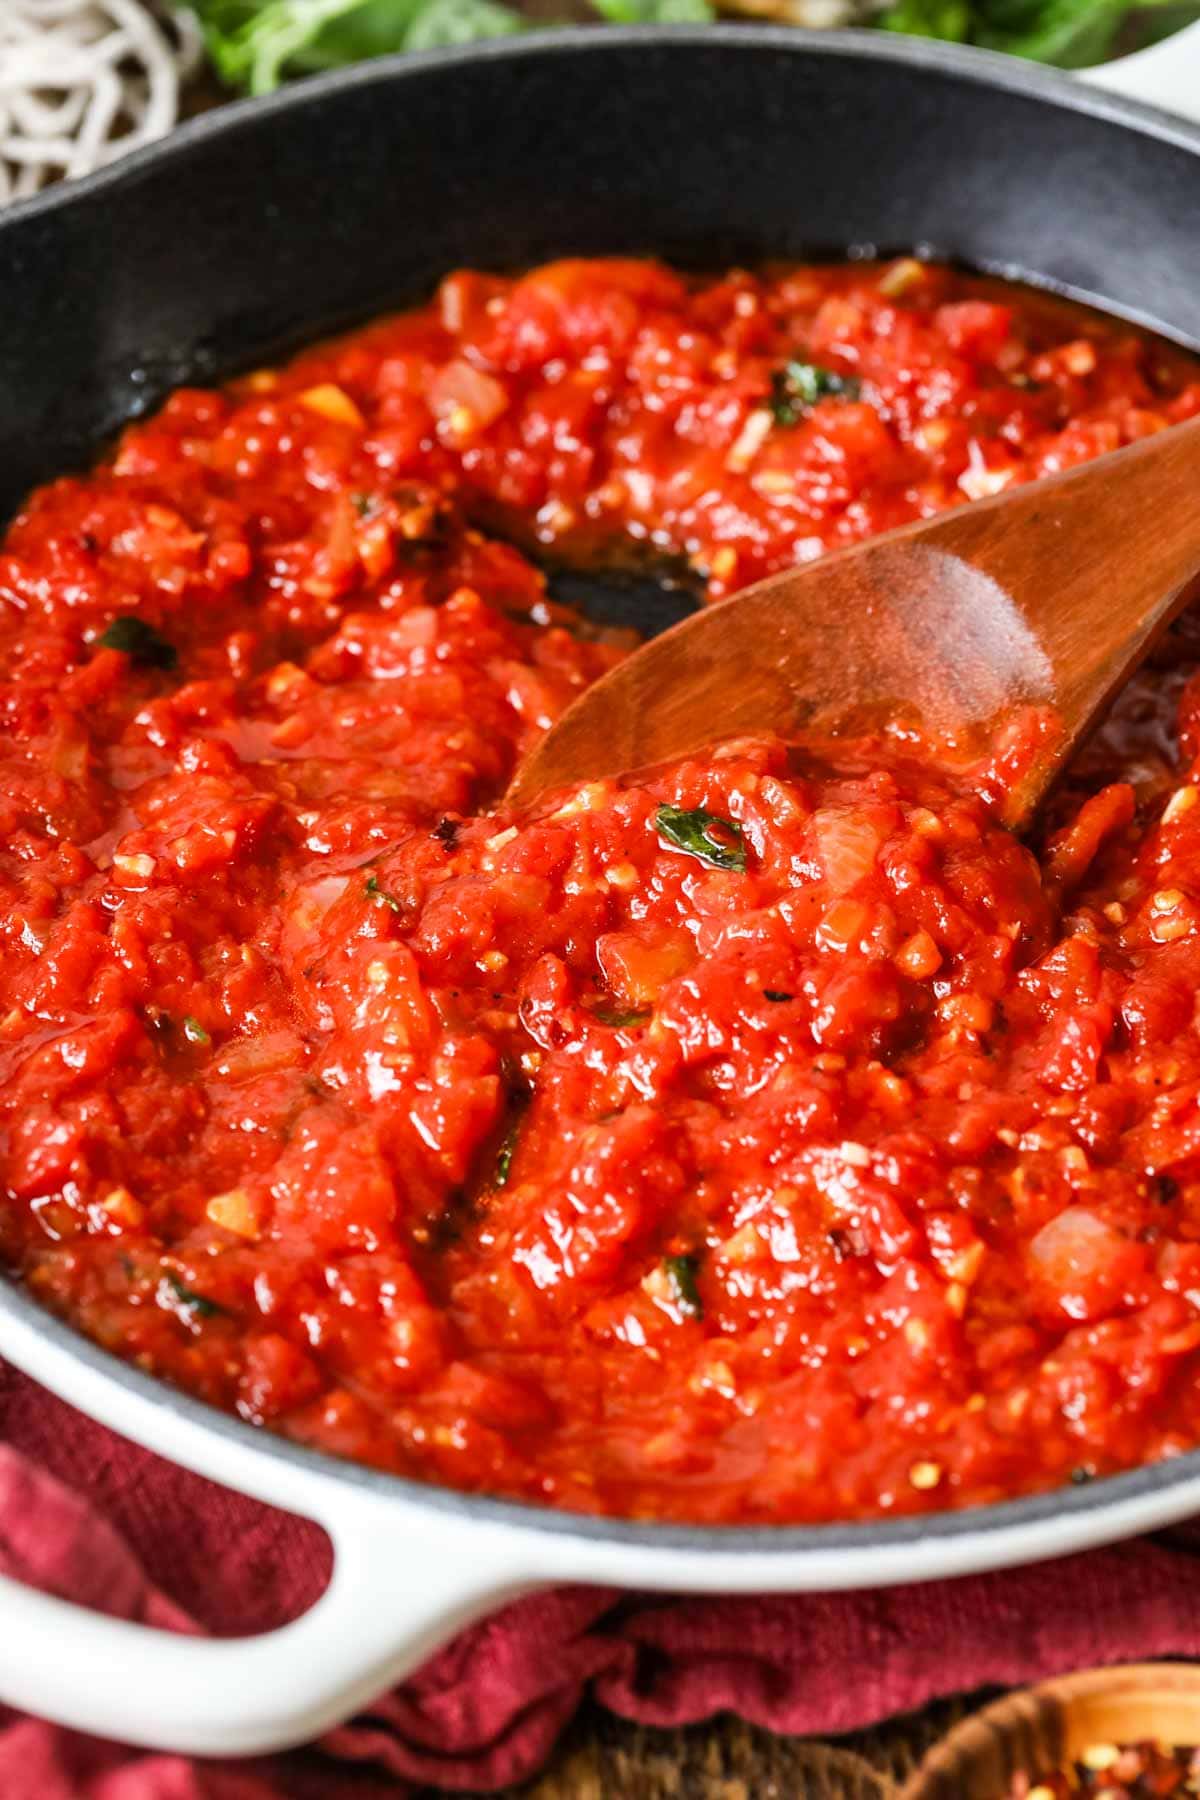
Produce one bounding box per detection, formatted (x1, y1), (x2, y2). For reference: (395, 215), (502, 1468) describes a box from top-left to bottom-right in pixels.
(1008, 1740), (1200, 1797)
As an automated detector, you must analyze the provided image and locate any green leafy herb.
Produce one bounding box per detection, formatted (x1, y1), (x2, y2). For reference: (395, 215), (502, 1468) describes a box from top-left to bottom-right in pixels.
(590, 0), (712, 18)
(351, 491), (374, 517)
(769, 361), (863, 427)
(492, 1114), (531, 1191)
(879, 0), (971, 39)
(663, 1253), (703, 1319)
(763, 989), (793, 1003)
(365, 873), (402, 913)
(181, 0), (1197, 95)
(97, 616), (178, 670)
(188, 0), (522, 93)
(404, 0), (531, 47)
(182, 1016), (211, 1045)
(490, 1100), (529, 1191)
(594, 1006), (651, 1028)
(656, 803), (747, 873)
(968, 0), (1130, 63)
(161, 1271), (224, 1318)
(185, 0), (714, 95)
(876, 0), (1197, 69)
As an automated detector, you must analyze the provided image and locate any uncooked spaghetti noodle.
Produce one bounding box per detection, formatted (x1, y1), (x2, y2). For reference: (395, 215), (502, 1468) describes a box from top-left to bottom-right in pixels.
(0, 1), (203, 203)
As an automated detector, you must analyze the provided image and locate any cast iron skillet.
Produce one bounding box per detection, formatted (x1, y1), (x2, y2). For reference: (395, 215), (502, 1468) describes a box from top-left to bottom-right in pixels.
(1, 26), (1200, 1759)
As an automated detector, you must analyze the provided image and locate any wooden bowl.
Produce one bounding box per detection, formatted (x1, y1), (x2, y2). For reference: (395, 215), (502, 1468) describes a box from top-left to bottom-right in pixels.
(901, 1663), (1200, 1799)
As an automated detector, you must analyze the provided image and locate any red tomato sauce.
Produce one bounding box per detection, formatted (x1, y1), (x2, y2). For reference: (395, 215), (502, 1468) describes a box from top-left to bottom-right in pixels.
(4, 256), (1200, 1524)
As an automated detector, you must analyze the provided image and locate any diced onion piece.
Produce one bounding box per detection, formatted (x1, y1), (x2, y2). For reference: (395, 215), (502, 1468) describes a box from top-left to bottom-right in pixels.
(959, 441), (1015, 502)
(878, 258), (926, 298)
(206, 1187), (261, 1240)
(895, 929), (941, 981)
(1029, 1207), (1119, 1289)
(813, 809), (882, 896)
(298, 384), (365, 428)
(597, 930), (692, 1008)
(725, 408), (772, 473)
(428, 360), (510, 436)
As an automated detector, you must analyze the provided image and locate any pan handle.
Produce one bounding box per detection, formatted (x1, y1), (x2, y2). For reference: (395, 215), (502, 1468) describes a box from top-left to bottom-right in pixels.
(0, 1488), (542, 1757)
(1077, 21), (1200, 124)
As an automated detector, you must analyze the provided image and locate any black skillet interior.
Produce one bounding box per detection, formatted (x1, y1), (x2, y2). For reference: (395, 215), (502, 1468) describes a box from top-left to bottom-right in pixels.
(1, 28), (1200, 1552)
(2, 29), (1200, 631)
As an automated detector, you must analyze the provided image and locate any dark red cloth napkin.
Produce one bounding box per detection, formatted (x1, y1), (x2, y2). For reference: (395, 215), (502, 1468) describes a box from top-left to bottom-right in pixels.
(5, 1360), (1200, 1800)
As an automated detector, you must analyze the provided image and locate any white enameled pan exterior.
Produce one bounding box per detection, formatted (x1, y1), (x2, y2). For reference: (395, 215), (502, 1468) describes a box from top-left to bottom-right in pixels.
(1080, 19), (1200, 118)
(9, 1283), (1200, 1754)
(0, 26), (1198, 1757)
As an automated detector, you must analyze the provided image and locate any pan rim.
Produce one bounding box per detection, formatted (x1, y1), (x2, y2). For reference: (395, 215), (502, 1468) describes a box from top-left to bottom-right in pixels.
(2, 24), (1200, 236)
(8, 1266), (1200, 1556)
(4, 22), (1200, 1563)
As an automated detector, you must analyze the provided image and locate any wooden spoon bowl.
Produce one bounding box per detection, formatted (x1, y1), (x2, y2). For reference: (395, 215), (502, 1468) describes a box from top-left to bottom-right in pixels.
(510, 415), (1200, 831)
(901, 1663), (1200, 1799)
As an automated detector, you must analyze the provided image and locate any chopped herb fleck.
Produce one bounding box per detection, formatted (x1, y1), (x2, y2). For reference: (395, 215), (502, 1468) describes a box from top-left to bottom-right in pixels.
(656, 803), (747, 873)
(769, 360), (862, 427)
(1069, 1465), (1095, 1485)
(365, 873), (402, 913)
(161, 1271), (224, 1318)
(490, 1102), (528, 1191)
(351, 491), (374, 517)
(182, 1016), (210, 1045)
(663, 1253), (703, 1319)
(97, 616), (178, 670)
(594, 1006), (651, 1028)
(763, 989), (793, 1003)
(432, 816), (460, 847)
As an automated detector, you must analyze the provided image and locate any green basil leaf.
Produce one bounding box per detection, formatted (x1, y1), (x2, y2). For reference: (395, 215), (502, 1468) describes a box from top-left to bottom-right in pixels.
(365, 873), (402, 913)
(972, 0), (1127, 63)
(182, 1016), (211, 1045)
(663, 1253), (703, 1319)
(403, 0), (525, 51)
(874, 0), (1191, 68)
(769, 361), (863, 427)
(494, 1132), (519, 1188)
(188, 0), (402, 93)
(656, 803), (747, 873)
(877, 0), (972, 42)
(161, 1271), (225, 1318)
(591, 0), (712, 19)
(97, 616), (178, 670)
(594, 1006), (651, 1028)
(187, 0), (525, 93)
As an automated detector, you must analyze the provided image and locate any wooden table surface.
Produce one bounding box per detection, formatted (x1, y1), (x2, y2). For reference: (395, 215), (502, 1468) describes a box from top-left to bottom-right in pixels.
(409, 1693), (988, 1796)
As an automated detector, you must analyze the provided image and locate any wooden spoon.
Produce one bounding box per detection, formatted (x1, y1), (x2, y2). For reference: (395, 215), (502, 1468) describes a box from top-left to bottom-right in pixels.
(508, 413), (1200, 829)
